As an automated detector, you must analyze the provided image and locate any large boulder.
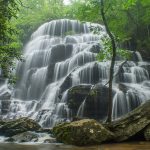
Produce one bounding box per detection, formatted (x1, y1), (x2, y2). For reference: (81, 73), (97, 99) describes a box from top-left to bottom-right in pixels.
(109, 100), (150, 142)
(52, 119), (114, 146)
(67, 84), (115, 120)
(0, 117), (41, 136)
(67, 84), (91, 116)
(50, 44), (73, 63)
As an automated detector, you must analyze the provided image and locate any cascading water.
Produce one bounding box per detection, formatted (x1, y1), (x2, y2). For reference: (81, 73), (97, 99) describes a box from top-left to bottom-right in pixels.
(0, 19), (150, 127)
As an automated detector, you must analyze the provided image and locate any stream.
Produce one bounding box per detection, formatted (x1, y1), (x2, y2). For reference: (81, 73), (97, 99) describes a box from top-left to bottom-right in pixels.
(0, 142), (149, 150)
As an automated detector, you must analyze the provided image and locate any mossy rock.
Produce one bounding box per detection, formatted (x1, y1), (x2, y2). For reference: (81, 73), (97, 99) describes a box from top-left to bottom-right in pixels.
(0, 117), (41, 136)
(6, 131), (38, 142)
(144, 125), (150, 141)
(52, 119), (114, 146)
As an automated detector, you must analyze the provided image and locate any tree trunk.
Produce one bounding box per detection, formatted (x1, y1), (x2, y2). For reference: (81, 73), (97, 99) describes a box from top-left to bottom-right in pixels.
(100, 0), (117, 123)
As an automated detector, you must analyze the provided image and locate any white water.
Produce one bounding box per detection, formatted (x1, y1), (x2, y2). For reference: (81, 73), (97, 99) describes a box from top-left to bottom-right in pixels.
(0, 19), (150, 127)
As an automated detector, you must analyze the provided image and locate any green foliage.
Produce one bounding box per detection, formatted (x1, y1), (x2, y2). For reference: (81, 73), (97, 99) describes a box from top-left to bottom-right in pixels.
(122, 0), (137, 9)
(0, 0), (22, 80)
(70, 0), (150, 56)
(67, 0), (101, 23)
(12, 0), (67, 43)
(96, 37), (131, 62)
(96, 37), (112, 61)
(0, 0), (70, 81)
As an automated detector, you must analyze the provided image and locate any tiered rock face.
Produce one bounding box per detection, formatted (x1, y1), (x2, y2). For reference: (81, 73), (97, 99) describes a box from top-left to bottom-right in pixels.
(0, 19), (150, 128)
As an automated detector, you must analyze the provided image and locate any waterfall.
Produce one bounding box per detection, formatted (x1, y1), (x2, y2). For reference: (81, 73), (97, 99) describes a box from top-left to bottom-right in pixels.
(0, 19), (150, 127)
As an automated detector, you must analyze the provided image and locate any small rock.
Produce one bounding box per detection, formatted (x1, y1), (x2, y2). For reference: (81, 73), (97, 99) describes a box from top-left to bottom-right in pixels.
(44, 138), (57, 143)
(37, 128), (52, 134)
(6, 131), (38, 143)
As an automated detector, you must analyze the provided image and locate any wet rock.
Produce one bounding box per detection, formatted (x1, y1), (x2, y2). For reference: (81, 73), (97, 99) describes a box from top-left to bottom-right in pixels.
(52, 119), (114, 146)
(0, 91), (11, 100)
(67, 84), (91, 116)
(59, 75), (72, 94)
(119, 83), (145, 110)
(144, 125), (150, 141)
(64, 36), (78, 44)
(67, 84), (115, 120)
(0, 78), (5, 85)
(46, 63), (55, 84)
(44, 138), (57, 143)
(84, 84), (113, 120)
(6, 131), (38, 142)
(131, 51), (140, 62)
(109, 100), (150, 142)
(118, 83), (131, 92)
(89, 44), (101, 53)
(0, 100), (11, 115)
(141, 64), (150, 75)
(50, 44), (73, 63)
(139, 50), (150, 61)
(37, 128), (52, 134)
(0, 117), (41, 136)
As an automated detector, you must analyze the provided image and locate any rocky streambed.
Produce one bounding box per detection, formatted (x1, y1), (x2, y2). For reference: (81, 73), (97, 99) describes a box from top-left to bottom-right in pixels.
(0, 117), (55, 143)
(0, 100), (150, 146)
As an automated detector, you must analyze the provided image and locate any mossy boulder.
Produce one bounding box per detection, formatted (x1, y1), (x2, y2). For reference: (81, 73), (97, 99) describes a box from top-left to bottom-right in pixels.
(144, 125), (150, 141)
(52, 119), (114, 146)
(6, 131), (38, 142)
(0, 117), (41, 136)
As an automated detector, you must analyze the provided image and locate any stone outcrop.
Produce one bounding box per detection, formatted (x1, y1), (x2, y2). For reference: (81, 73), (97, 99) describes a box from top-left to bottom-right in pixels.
(0, 117), (41, 136)
(67, 84), (115, 120)
(52, 119), (114, 146)
(108, 101), (150, 142)
(0, 91), (11, 100)
(50, 44), (73, 63)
